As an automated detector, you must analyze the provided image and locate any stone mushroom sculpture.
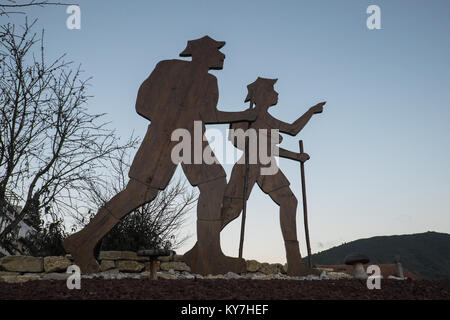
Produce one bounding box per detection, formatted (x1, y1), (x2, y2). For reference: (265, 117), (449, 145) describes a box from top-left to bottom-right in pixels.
(137, 249), (175, 280)
(344, 253), (370, 279)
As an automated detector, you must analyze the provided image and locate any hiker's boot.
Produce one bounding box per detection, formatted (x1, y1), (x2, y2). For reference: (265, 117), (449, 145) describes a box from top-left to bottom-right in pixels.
(284, 240), (312, 276)
(184, 219), (246, 275)
(63, 207), (119, 274)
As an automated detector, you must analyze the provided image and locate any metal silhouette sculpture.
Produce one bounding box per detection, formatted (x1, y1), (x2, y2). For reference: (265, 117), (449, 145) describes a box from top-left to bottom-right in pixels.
(221, 77), (325, 276)
(63, 36), (256, 275)
(63, 37), (326, 276)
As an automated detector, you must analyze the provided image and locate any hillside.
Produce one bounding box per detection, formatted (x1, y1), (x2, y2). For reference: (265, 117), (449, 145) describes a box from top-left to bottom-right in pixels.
(307, 231), (450, 280)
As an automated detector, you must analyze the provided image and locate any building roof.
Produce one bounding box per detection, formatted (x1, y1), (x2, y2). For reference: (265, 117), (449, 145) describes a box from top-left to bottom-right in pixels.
(316, 264), (419, 279)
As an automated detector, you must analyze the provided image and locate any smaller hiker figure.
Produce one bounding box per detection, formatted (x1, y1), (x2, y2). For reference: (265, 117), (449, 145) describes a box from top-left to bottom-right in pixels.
(221, 77), (325, 276)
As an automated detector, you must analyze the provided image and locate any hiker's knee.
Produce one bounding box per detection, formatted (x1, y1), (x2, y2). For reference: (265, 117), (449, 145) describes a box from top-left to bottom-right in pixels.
(271, 187), (297, 208)
(125, 178), (159, 203)
(197, 177), (227, 220)
(221, 197), (243, 230)
(287, 194), (298, 209)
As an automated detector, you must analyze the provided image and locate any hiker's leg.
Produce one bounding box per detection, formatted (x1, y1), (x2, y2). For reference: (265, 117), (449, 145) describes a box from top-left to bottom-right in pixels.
(221, 162), (257, 231)
(63, 179), (159, 273)
(221, 179), (257, 231)
(221, 197), (243, 231)
(183, 177), (246, 275)
(268, 186), (307, 276)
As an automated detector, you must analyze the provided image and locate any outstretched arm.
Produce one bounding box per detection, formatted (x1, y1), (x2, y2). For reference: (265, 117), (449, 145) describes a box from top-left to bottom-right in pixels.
(278, 148), (310, 162)
(267, 102), (326, 136)
(213, 109), (257, 124)
(201, 75), (258, 124)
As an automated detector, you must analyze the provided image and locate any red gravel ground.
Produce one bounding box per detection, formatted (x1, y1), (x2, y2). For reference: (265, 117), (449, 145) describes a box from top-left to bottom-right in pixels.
(0, 279), (449, 300)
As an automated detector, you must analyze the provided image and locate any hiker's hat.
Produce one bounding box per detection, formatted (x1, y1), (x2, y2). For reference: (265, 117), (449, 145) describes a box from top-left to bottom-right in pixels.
(245, 77), (278, 102)
(180, 35), (226, 57)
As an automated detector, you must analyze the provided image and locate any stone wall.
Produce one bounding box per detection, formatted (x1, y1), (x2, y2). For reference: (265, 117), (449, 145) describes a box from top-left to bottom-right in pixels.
(1, 251), (329, 283)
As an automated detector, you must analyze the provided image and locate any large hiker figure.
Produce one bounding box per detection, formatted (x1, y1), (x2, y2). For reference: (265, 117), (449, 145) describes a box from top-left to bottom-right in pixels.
(63, 36), (255, 275)
(221, 77), (325, 276)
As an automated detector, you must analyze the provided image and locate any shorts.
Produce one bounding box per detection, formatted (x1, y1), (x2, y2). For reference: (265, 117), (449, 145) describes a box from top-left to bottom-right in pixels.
(129, 124), (226, 189)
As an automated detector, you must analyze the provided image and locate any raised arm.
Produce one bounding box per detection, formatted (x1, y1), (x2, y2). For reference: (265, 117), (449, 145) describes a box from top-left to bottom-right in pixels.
(266, 102), (326, 136)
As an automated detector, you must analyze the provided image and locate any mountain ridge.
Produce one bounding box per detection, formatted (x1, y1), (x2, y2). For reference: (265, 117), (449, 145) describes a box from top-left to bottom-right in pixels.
(307, 231), (450, 280)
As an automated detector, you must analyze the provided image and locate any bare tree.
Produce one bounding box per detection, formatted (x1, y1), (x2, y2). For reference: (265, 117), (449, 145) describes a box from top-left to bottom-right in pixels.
(77, 148), (197, 251)
(0, 0), (72, 16)
(0, 20), (137, 248)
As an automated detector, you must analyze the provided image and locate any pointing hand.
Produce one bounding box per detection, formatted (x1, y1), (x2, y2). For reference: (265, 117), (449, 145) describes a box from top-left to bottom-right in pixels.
(310, 101), (326, 114)
(297, 152), (310, 163)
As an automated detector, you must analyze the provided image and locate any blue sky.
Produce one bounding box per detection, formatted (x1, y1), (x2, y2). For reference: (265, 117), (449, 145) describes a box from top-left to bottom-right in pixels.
(9, 0), (450, 263)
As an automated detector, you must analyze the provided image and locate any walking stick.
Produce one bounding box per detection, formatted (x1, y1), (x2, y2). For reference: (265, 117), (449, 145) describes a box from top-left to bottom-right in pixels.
(238, 102), (253, 258)
(299, 140), (312, 268)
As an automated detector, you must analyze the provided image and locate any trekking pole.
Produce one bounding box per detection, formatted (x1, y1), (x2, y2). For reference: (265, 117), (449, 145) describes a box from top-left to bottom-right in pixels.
(299, 140), (312, 268)
(238, 102), (253, 258)
(238, 136), (249, 258)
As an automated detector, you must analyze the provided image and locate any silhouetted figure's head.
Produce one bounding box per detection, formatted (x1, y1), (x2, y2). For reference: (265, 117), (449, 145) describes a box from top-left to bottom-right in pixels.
(245, 77), (279, 108)
(180, 35), (226, 70)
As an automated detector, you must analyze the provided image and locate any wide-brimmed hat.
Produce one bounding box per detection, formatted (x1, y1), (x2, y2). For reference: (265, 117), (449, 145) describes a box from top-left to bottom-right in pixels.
(245, 77), (278, 102)
(179, 35), (226, 57)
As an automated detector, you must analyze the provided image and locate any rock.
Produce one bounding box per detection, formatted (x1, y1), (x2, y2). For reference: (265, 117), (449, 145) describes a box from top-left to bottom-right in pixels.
(206, 274), (224, 279)
(246, 260), (261, 272)
(157, 256), (171, 262)
(273, 263), (284, 274)
(157, 253), (182, 262)
(93, 270), (120, 279)
(136, 256), (150, 262)
(97, 272), (118, 280)
(319, 271), (330, 280)
(41, 273), (70, 281)
(157, 272), (177, 280)
(224, 272), (242, 279)
(115, 260), (144, 273)
(316, 267), (334, 272)
(126, 273), (141, 279)
(259, 263), (279, 275)
(178, 272), (195, 279)
(245, 272), (265, 279)
(99, 251), (138, 261)
(255, 275), (276, 280)
(44, 256), (71, 273)
(100, 260), (116, 272)
(103, 268), (120, 275)
(388, 275), (405, 280)
(305, 274), (320, 280)
(267, 273), (288, 280)
(160, 261), (191, 272)
(138, 271), (150, 279)
(0, 271), (20, 277)
(173, 255), (184, 262)
(0, 274), (41, 283)
(327, 272), (352, 279)
(0, 256), (43, 273)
